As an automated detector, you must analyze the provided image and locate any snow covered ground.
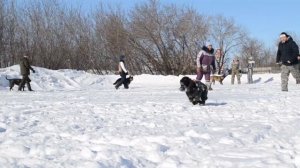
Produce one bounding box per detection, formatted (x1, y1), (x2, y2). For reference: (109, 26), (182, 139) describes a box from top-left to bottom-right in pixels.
(1, 65), (300, 168)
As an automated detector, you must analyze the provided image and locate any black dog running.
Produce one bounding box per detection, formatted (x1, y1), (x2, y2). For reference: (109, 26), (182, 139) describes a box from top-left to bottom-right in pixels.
(180, 76), (208, 105)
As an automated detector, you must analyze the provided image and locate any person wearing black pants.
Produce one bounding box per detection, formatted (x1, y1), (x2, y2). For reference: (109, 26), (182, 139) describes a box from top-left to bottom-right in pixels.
(115, 55), (129, 89)
(19, 55), (35, 91)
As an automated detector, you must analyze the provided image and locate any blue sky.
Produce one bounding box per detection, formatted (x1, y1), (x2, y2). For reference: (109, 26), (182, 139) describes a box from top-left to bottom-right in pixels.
(22, 0), (300, 48)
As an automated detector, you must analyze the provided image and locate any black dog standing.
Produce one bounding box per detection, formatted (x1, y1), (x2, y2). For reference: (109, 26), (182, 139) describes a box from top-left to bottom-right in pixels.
(115, 55), (129, 89)
(19, 55), (35, 91)
(180, 77), (208, 105)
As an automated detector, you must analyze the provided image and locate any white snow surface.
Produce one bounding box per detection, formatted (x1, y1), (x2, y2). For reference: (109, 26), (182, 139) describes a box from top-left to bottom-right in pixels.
(1, 65), (300, 168)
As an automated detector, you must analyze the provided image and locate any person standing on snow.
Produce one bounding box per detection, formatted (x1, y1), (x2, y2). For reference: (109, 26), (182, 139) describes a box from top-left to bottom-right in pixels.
(276, 32), (300, 91)
(196, 42), (216, 90)
(115, 55), (129, 89)
(215, 48), (224, 75)
(247, 57), (255, 84)
(298, 55), (300, 79)
(231, 59), (241, 85)
(19, 55), (35, 91)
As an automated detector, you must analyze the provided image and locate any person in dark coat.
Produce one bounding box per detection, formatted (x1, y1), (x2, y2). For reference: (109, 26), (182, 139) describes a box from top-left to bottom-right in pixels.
(298, 54), (300, 81)
(115, 55), (129, 89)
(19, 55), (35, 91)
(196, 42), (216, 90)
(276, 32), (300, 91)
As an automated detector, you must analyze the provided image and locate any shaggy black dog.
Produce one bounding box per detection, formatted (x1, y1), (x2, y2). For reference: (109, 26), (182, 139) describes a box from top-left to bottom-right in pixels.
(6, 76), (25, 91)
(180, 76), (208, 105)
(113, 76), (133, 89)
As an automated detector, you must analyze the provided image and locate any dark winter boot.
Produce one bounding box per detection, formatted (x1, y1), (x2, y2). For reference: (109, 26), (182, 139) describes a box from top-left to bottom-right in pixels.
(124, 83), (129, 89)
(27, 83), (34, 91)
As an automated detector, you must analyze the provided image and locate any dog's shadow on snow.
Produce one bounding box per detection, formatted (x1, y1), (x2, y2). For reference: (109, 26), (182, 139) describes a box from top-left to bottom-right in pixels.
(205, 102), (227, 106)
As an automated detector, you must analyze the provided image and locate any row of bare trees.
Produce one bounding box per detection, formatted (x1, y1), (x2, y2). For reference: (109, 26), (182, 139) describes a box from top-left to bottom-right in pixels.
(0, 0), (278, 75)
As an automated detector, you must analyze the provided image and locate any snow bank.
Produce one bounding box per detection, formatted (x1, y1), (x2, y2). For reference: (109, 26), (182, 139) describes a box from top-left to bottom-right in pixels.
(0, 65), (117, 91)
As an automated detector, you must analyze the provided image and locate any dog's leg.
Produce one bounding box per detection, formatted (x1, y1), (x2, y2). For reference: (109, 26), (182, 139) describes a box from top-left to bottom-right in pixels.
(9, 83), (14, 91)
(199, 101), (205, 106)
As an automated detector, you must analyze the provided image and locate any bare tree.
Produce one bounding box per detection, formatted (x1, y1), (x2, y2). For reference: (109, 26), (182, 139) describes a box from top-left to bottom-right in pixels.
(0, 0), (278, 75)
(210, 15), (247, 70)
(129, 0), (209, 75)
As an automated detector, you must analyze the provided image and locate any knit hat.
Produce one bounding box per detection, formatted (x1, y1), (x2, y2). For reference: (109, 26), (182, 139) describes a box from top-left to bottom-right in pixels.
(280, 32), (289, 38)
(119, 55), (125, 61)
(205, 41), (212, 47)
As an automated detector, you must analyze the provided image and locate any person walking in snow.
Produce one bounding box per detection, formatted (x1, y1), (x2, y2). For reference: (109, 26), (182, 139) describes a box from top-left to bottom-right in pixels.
(196, 42), (216, 90)
(115, 55), (129, 89)
(276, 32), (300, 91)
(19, 55), (35, 91)
(231, 59), (241, 85)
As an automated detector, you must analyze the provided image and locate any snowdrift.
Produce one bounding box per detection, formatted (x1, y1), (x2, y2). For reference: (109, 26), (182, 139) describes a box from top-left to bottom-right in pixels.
(0, 65), (289, 91)
(0, 65), (184, 91)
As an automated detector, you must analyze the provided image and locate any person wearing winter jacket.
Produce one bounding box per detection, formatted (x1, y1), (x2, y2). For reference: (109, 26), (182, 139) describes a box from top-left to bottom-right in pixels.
(196, 42), (216, 90)
(19, 55), (35, 91)
(231, 59), (241, 85)
(115, 55), (129, 89)
(298, 55), (300, 80)
(276, 32), (300, 91)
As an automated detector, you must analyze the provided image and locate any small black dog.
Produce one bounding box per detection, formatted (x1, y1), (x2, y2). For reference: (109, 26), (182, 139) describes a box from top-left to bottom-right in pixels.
(113, 76), (133, 89)
(6, 76), (25, 91)
(180, 76), (208, 105)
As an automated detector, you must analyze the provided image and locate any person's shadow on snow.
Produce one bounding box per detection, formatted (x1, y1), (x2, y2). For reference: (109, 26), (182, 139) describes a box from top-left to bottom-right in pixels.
(205, 102), (227, 106)
(253, 77), (262, 84)
(264, 77), (274, 83)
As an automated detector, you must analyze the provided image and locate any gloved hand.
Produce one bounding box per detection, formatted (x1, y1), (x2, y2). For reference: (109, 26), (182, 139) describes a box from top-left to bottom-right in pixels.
(125, 72), (128, 75)
(32, 69), (36, 73)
